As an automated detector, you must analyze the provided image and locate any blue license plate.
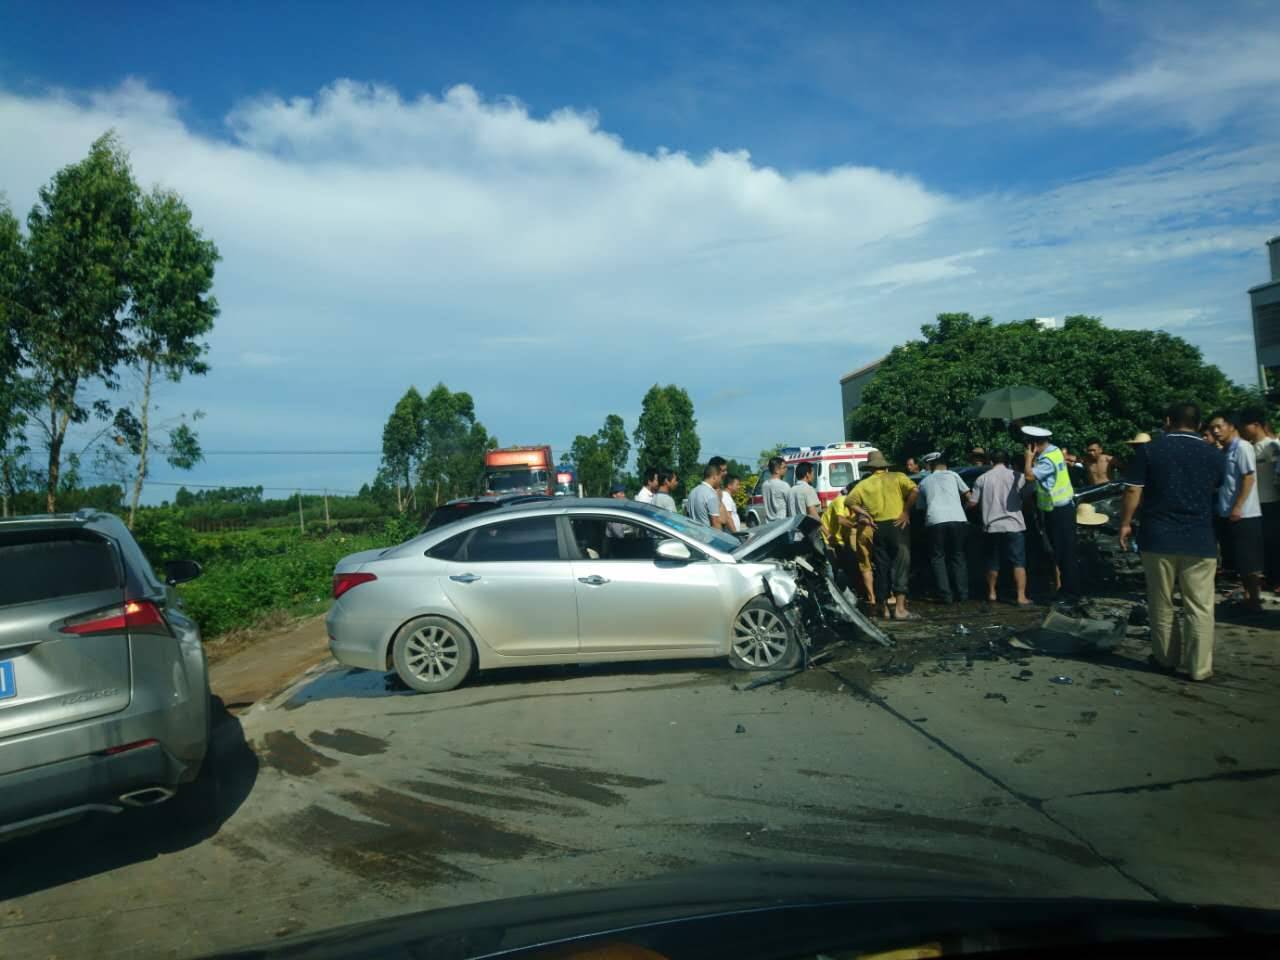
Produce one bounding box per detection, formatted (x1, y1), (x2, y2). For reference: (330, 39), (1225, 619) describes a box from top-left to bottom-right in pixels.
(0, 661), (14, 701)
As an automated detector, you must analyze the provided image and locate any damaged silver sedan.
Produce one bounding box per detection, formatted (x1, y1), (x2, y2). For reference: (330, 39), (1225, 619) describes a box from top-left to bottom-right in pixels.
(326, 499), (882, 693)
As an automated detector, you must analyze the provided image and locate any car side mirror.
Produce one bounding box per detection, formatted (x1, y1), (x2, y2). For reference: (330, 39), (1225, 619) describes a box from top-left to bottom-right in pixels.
(655, 539), (693, 562)
(164, 559), (203, 586)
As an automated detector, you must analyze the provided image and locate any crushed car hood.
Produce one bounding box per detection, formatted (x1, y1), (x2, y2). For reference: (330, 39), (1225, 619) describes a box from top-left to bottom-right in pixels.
(732, 514), (820, 562)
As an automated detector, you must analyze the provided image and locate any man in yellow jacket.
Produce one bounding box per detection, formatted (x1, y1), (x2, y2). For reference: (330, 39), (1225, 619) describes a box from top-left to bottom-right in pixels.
(821, 484), (876, 608)
(847, 451), (918, 620)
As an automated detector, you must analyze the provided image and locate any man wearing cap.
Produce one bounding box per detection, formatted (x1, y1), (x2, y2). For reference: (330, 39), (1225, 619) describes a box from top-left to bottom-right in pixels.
(916, 452), (972, 603)
(847, 451), (918, 620)
(1023, 426), (1081, 600)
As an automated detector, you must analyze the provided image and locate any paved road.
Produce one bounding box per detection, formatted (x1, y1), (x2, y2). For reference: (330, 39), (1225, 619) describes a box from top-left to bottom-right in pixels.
(1, 613), (1277, 959)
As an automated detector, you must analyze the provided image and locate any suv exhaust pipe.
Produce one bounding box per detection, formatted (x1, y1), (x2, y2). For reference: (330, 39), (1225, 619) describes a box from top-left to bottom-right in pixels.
(118, 786), (175, 807)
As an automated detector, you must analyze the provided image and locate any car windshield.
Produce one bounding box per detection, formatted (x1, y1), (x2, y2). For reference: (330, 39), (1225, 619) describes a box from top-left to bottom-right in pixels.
(640, 506), (741, 553)
(484, 469), (546, 493)
(7, 6), (1279, 959)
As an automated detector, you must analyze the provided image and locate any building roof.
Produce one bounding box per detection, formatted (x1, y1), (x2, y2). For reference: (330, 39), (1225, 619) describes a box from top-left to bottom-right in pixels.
(1249, 279), (1280, 295)
(839, 357), (885, 384)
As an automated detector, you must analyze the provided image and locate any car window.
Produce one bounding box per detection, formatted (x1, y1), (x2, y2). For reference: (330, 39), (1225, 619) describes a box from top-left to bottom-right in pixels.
(828, 461), (853, 489)
(463, 516), (561, 562)
(569, 516), (690, 561)
(424, 501), (498, 531)
(0, 531), (122, 606)
(425, 530), (469, 560)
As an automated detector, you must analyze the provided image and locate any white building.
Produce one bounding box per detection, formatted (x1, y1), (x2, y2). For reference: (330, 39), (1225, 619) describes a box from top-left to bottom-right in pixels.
(1248, 236), (1280, 395)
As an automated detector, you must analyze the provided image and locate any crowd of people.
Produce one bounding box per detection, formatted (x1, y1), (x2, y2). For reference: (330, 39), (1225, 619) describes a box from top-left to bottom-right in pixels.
(621, 402), (1278, 683)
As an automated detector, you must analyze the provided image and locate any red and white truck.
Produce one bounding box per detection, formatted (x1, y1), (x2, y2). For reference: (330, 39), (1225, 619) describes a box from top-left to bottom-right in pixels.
(482, 445), (556, 497)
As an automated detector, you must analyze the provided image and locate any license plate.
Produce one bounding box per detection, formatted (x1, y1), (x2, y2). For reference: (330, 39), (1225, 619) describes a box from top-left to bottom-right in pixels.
(0, 661), (14, 700)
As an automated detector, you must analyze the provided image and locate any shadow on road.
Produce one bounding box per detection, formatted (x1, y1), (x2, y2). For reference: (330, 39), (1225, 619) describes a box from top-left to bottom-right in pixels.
(283, 658), (729, 709)
(0, 695), (258, 901)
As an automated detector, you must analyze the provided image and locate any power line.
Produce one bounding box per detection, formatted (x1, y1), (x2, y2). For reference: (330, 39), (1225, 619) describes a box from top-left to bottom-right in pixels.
(82, 474), (360, 495)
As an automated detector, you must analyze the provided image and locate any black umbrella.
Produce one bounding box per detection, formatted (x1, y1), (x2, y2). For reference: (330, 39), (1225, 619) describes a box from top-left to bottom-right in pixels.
(969, 385), (1057, 420)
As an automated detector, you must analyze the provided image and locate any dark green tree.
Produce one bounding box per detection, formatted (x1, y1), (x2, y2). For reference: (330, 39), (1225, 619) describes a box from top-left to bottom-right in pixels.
(633, 385), (700, 490)
(568, 413), (630, 497)
(120, 187), (219, 527)
(419, 383), (494, 505)
(850, 313), (1247, 461)
(0, 201), (33, 517)
(380, 386), (425, 513)
(22, 133), (139, 512)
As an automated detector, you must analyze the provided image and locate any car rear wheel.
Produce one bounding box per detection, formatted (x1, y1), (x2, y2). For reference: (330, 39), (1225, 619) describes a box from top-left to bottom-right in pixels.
(392, 616), (475, 693)
(729, 598), (800, 671)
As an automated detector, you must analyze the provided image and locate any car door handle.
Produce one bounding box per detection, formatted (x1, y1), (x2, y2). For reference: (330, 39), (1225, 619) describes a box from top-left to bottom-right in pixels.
(450, 573), (481, 584)
(577, 575), (610, 586)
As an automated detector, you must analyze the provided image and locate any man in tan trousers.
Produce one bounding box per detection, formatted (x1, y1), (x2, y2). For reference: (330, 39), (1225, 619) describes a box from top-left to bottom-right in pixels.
(1118, 402), (1225, 681)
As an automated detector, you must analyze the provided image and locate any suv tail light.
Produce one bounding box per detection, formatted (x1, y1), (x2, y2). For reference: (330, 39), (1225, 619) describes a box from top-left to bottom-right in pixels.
(333, 572), (377, 599)
(60, 600), (170, 637)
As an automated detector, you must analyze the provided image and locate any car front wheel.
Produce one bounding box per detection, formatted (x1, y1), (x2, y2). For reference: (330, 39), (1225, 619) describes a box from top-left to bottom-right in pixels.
(392, 616), (475, 693)
(729, 597), (801, 671)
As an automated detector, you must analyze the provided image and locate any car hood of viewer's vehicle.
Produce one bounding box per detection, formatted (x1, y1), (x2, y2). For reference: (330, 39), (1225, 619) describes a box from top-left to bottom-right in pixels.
(731, 515), (810, 562)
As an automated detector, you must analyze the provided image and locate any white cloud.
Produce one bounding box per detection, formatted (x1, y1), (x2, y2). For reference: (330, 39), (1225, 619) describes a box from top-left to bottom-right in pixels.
(0, 78), (1273, 496)
(1022, 17), (1280, 131)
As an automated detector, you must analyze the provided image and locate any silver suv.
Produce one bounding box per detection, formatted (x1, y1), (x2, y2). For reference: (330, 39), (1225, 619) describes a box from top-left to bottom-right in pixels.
(0, 510), (212, 839)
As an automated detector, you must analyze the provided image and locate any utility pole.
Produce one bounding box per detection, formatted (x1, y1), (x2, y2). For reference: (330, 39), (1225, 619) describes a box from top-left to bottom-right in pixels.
(297, 490), (305, 534)
(324, 488), (331, 528)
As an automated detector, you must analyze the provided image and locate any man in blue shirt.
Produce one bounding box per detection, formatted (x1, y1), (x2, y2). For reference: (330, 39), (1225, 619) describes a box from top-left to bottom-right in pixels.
(917, 452), (972, 603)
(1119, 402), (1225, 680)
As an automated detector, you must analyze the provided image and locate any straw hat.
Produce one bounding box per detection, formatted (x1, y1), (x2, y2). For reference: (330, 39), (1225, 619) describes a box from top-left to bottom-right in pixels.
(1075, 502), (1109, 526)
(864, 450), (889, 469)
(1124, 431), (1152, 445)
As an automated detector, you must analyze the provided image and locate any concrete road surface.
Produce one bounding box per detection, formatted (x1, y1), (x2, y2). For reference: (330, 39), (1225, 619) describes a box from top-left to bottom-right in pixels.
(1, 613), (1277, 959)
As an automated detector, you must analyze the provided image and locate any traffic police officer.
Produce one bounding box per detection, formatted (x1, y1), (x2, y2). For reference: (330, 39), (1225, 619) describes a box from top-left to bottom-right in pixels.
(1023, 425), (1081, 599)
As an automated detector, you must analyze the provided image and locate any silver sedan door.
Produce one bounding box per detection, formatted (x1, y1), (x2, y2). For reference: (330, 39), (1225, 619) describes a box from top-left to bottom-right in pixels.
(566, 515), (726, 654)
(439, 515), (578, 657)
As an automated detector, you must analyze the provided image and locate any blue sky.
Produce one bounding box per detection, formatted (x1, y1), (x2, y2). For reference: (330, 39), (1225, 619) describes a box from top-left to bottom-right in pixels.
(2, 1), (1278, 499)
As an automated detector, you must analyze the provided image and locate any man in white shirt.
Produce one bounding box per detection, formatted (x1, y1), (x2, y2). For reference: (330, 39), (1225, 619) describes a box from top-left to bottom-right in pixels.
(721, 475), (742, 533)
(786, 461), (821, 519)
(635, 467), (658, 505)
(761, 456), (790, 522)
(1240, 406), (1279, 593)
(916, 452), (973, 602)
(1209, 412), (1264, 613)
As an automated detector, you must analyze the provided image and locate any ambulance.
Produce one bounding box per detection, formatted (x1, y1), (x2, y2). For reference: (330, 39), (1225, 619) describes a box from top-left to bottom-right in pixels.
(745, 441), (879, 527)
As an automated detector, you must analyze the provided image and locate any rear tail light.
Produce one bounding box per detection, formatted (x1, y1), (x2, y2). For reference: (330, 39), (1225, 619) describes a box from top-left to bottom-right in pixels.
(60, 600), (170, 637)
(333, 572), (377, 599)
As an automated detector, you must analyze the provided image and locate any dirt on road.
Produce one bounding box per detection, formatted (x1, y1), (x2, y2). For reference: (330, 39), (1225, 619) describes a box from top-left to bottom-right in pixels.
(209, 614), (331, 713)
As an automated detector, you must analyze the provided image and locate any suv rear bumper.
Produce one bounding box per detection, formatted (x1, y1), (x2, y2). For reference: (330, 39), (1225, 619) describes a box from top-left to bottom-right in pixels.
(0, 741), (184, 839)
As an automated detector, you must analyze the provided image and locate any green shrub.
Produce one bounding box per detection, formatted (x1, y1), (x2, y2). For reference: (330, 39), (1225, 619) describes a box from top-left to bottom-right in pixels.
(133, 509), (199, 568)
(178, 532), (386, 638)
